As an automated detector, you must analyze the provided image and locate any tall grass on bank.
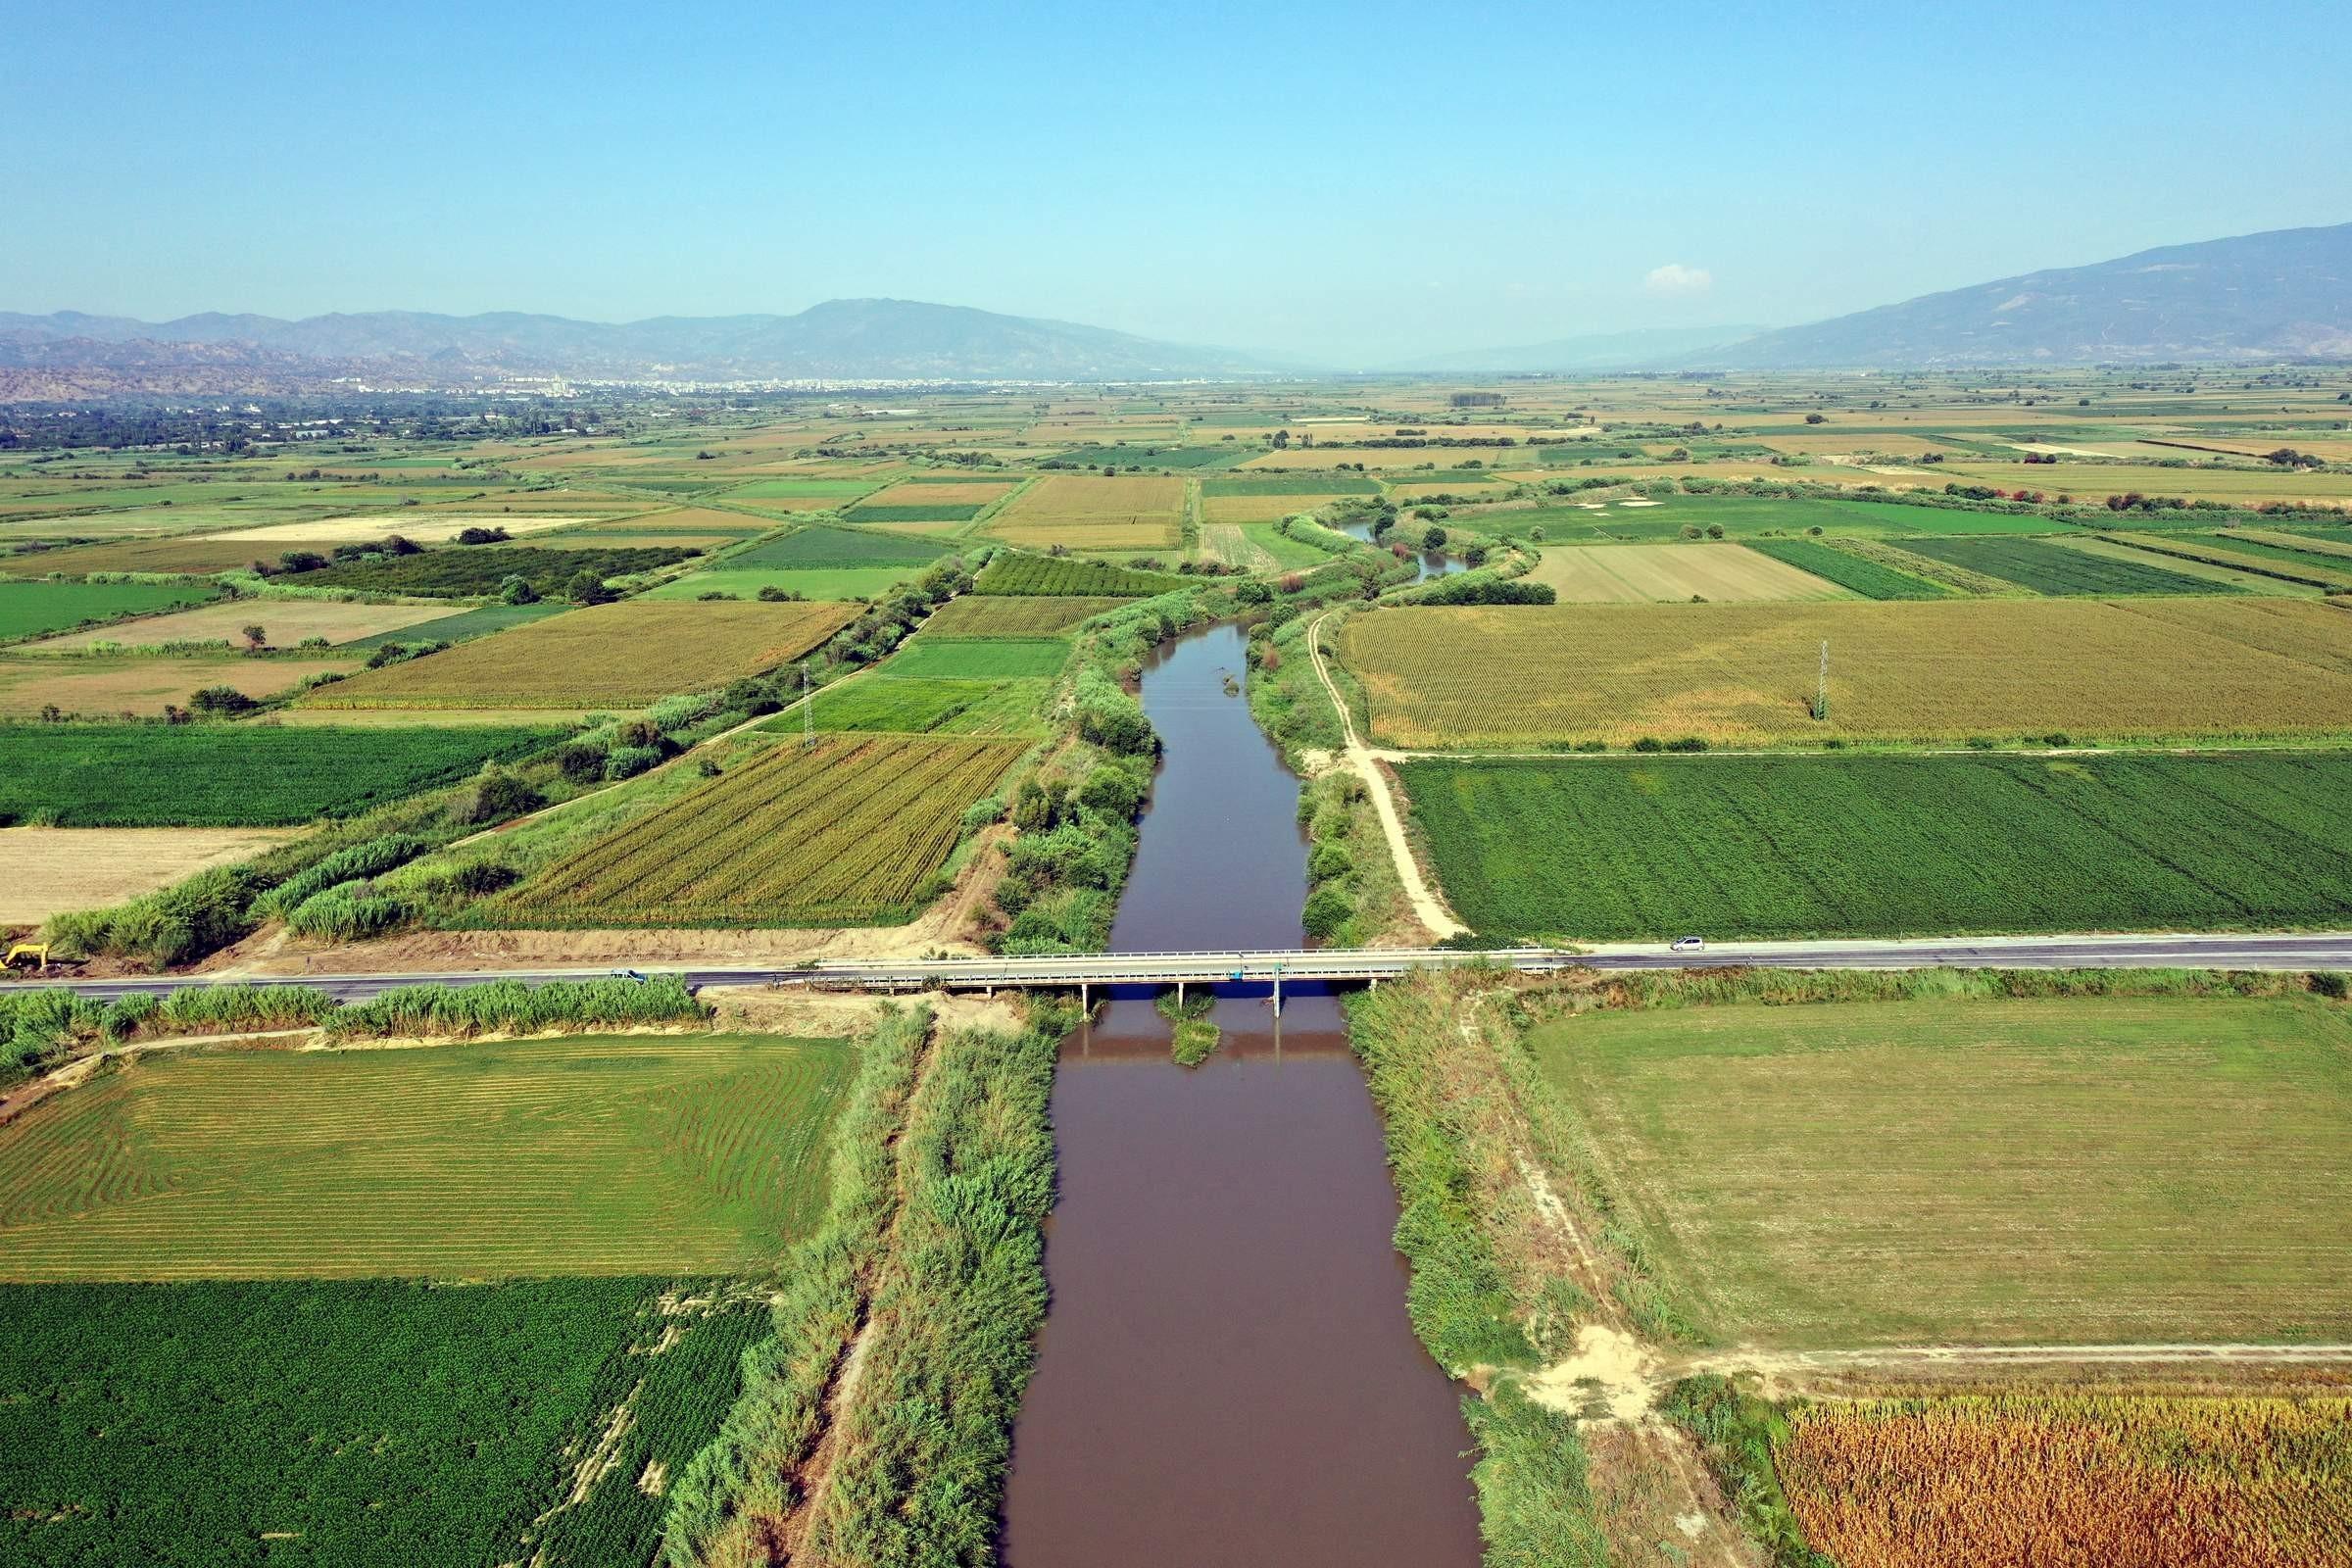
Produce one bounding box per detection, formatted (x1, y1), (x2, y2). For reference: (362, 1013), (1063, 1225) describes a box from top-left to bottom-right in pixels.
(800, 1017), (1060, 1565)
(662, 1005), (931, 1566)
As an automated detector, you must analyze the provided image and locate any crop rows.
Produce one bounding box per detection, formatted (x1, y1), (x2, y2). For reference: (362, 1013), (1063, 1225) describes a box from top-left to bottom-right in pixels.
(722, 525), (950, 569)
(781, 674), (1046, 736)
(504, 732), (1021, 926)
(0, 579), (220, 642)
(919, 594), (1123, 635)
(1341, 598), (2352, 747)
(1744, 537), (1953, 599)
(972, 552), (1191, 597)
(0, 721), (564, 825)
(0, 1278), (655, 1568)
(1895, 534), (2228, 595)
(1397, 751), (2352, 940)
(1777, 1395), (2352, 1567)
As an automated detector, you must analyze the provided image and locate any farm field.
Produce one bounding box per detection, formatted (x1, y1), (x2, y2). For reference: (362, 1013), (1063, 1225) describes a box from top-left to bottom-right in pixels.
(1743, 536), (1955, 598)
(788, 674), (1049, 737)
(1499, 491), (2069, 543)
(643, 564), (918, 601)
(206, 513), (591, 543)
(881, 635), (1069, 681)
(724, 477), (884, 501)
(0, 1033), (851, 1278)
(1894, 533), (2230, 595)
(1201, 472), (1383, 497)
(0, 578), (219, 641)
(2117, 531), (2352, 589)
(340, 600), (571, 649)
(302, 544), (694, 598)
(987, 473), (1184, 549)
(1341, 597), (2352, 747)
(0, 651), (348, 717)
(1200, 492), (1354, 523)
(301, 599), (855, 709)
(972, 553), (1190, 596)
(919, 593), (1121, 636)
(714, 525), (950, 570)
(0, 721), (564, 825)
(0, 1278), (762, 1568)
(1525, 542), (1853, 602)
(1770, 1394), (2352, 1568)
(0, 825), (300, 922)
(502, 732), (1022, 926)
(24, 597), (451, 653)
(1531, 995), (2352, 1346)
(1936, 459), (2352, 509)
(0, 537), (274, 574)
(1397, 751), (2352, 941)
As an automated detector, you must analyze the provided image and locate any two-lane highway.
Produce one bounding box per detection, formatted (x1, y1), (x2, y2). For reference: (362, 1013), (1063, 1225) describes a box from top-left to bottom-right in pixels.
(24, 929), (2352, 1004)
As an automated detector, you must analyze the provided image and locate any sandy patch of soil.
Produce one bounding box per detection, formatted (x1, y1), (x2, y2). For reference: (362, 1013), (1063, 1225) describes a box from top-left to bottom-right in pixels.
(208, 514), (587, 543)
(0, 825), (302, 924)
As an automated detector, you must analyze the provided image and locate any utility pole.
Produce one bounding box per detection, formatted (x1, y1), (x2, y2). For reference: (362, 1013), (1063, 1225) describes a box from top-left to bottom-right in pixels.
(1815, 640), (1830, 722)
(802, 661), (813, 749)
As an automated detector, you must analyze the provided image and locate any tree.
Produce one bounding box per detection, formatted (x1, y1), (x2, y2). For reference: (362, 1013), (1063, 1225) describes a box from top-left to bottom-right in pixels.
(1804, 413), (1828, 425)
(278, 550), (327, 573)
(498, 574), (539, 606)
(241, 624), (267, 651)
(566, 569), (616, 605)
(1421, 525), (1447, 551)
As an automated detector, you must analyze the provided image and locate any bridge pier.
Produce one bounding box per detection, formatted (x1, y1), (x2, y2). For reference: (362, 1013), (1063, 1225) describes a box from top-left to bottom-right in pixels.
(1272, 970), (1281, 1016)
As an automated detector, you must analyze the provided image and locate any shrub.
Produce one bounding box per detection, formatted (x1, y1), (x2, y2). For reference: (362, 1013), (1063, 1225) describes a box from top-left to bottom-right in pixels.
(447, 764), (544, 826)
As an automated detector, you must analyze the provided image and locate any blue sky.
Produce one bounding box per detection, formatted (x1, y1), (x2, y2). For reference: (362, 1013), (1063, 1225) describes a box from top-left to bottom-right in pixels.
(8, 0), (2348, 363)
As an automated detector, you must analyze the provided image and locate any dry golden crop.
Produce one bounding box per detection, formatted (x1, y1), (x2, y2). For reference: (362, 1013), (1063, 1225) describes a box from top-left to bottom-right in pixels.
(988, 473), (1183, 549)
(1777, 1395), (2352, 1568)
(1339, 597), (2352, 747)
(301, 599), (857, 710)
(502, 732), (1021, 926)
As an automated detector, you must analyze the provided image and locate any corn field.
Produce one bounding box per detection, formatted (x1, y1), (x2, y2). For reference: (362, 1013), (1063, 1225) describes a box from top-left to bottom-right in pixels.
(1777, 1394), (2352, 1567)
(504, 733), (1022, 926)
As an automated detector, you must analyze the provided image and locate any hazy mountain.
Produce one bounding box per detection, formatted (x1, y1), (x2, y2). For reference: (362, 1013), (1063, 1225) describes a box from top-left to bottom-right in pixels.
(1396, 323), (1767, 373)
(1698, 222), (2352, 368)
(0, 298), (1277, 387)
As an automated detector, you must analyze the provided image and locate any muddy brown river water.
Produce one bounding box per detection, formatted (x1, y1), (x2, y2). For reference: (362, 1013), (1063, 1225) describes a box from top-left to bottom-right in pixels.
(999, 623), (1482, 1567)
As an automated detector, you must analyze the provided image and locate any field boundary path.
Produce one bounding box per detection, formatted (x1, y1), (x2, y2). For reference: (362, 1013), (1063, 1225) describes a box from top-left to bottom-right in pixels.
(1305, 608), (1466, 939)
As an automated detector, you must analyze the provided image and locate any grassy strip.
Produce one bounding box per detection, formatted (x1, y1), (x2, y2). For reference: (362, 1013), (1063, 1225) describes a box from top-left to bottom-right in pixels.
(800, 1016), (1060, 1564)
(1156, 989), (1221, 1065)
(1573, 962), (2319, 1013)
(1657, 1377), (1837, 1568)
(3, 975), (709, 1080)
(661, 1004), (930, 1565)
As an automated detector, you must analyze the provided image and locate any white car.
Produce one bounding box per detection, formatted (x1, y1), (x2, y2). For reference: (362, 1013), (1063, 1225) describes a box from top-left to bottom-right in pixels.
(1670, 935), (1706, 953)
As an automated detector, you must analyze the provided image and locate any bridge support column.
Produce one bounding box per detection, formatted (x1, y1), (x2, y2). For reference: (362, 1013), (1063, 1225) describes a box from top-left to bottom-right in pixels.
(1272, 971), (1281, 1017)
(1081, 980), (1089, 1015)
(1176, 979), (1185, 1007)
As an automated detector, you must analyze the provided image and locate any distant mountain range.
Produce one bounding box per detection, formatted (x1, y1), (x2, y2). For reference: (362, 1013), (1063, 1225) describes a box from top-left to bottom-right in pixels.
(1692, 222), (2352, 369)
(0, 299), (1276, 396)
(4, 221), (2348, 398)
(1393, 324), (1767, 374)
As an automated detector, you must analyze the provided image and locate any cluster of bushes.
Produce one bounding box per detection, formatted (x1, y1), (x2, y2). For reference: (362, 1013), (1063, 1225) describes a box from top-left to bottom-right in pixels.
(992, 752), (1151, 953)
(1391, 572), (1555, 606)
(822, 553), (976, 665)
(1298, 771), (1363, 941)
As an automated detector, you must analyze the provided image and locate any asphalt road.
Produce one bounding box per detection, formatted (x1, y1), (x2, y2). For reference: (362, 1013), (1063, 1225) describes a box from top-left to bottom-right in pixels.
(24, 930), (2352, 1003)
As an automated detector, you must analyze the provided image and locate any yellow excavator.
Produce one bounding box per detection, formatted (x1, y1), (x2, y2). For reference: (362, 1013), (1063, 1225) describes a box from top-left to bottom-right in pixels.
(4, 942), (51, 975)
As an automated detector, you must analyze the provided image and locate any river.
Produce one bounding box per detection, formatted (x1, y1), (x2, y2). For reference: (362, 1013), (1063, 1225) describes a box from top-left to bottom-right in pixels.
(999, 623), (1482, 1567)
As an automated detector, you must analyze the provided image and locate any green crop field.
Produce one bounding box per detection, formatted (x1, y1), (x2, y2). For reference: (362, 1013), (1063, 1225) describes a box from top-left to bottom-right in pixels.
(1895, 534), (2230, 595)
(971, 553), (1191, 597)
(341, 601), (572, 649)
(1743, 537), (1954, 599)
(0, 721), (565, 826)
(842, 502), (986, 522)
(503, 733), (1022, 927)
(0, 1033), (849, 1278)
(1398, 752), (2352, 941)
(1530, 995), (2352, 1346)
(881, 635), (1068, 680)
(305, 545), (694, 598)
(0, 1278), (761, 1568)
(918, 594), (1122, 636)
(781, 674), (1047, 736)
(1503, 492), (2068, 543)
(0, 579), (220, 642)
(725, 477), (879, 499)
(721, 526), (951, 569)
(1048, 443), (1245, 468)
(645, 565), (919, 601)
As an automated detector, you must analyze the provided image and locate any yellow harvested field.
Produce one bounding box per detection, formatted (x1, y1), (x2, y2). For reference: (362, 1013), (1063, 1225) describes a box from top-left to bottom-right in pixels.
(1938, 461), (2352, 508)
(1527, 543), (1853, 603)
(1242, 448), (1491, 471)
(1340, 597), (2352, 748)
(24, 599), (450, 654)
(855, 480), (1016, 509)
(206, 514), (590, 543)
(300, 598), (857, 710)
(1200, 493), (1351, 524)
(0, 654), (349, 718)
(261, 705), (613, 727)
(988, 473), (1183, 549)
(0, 826), (301, 923)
